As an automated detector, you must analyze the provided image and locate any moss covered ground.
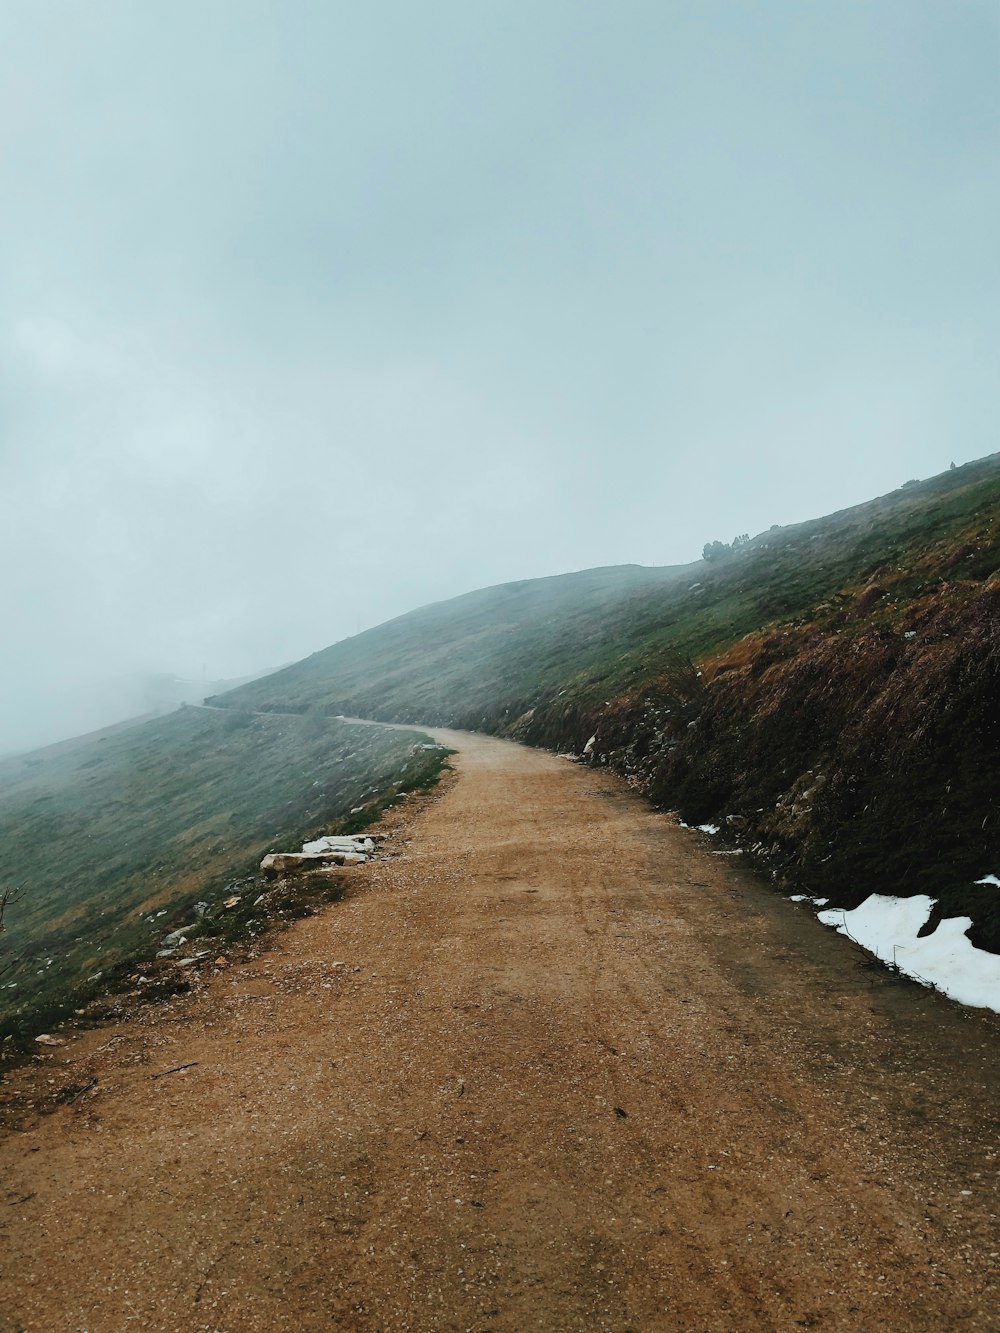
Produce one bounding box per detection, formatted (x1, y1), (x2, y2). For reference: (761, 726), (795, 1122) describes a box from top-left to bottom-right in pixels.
(0, 710), (447, 1043)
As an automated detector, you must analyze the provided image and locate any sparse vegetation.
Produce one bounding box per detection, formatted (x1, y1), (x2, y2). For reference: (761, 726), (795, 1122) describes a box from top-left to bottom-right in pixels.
(6, 453), (999, 1044)
(213, 452), (1000, 951)
(702, 533), (750, 562)
(0, 886), (23, 979)
(0, 712), (448, 1044)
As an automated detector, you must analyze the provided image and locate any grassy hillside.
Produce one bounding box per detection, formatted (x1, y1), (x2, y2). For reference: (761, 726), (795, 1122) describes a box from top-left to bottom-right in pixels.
(6, 453), (996, 1045)
(208, 563), (692, 725)
(217, 456), (1000, 729)
(213, 453), (1000, 947)
(0, 710), (446, 1041)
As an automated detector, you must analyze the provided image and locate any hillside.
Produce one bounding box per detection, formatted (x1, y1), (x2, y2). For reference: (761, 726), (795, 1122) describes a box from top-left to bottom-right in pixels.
(214, 453), (1000, 953)
(208, 562), (692, 725)
(5, 453), (998, 1042)
(0, 710), (446, 1041)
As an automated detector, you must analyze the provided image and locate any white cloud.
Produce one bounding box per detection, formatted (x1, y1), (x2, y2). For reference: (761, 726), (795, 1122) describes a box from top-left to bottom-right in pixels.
(0, 0), (997, 752)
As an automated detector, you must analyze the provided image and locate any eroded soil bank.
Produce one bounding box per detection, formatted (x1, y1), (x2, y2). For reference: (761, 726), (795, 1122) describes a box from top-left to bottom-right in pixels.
(1, 730), (998, 1332)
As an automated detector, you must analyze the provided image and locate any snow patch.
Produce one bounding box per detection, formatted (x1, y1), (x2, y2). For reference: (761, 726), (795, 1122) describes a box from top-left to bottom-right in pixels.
(697, 824), (720, 835)
(817, 894), (1000, 1013)
(302, 835), (374, 856)
(974, 874), (1000, 887)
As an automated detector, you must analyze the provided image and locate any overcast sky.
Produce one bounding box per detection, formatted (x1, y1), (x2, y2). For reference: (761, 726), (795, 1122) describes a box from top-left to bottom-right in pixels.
(2, 1), (998, 751)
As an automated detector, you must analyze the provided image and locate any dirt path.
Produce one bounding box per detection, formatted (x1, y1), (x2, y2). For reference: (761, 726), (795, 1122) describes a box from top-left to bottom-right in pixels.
(2, 730), (999, 1332)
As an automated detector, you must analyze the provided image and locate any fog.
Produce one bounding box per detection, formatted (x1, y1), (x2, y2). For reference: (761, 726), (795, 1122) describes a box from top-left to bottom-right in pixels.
(2, 1), (997, 753)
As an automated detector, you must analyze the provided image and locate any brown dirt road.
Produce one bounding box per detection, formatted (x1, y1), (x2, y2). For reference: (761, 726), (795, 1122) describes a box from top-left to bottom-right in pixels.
(2, 729), (999, 1332)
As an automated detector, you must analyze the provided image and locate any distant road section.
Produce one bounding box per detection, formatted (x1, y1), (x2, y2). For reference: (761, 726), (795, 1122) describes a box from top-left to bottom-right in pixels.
(2, 731), (998, 1330)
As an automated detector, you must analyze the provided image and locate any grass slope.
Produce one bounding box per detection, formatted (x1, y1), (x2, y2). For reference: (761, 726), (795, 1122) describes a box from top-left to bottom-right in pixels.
(0, 709), (445, 1040)
(213, 453), (1000, 947)
(216, 457), (1000, 729)
(208, 563), (693, 725)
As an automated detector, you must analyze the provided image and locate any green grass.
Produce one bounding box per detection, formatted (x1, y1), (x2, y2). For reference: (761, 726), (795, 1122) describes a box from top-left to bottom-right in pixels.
(0, 710), (447, 1042)
(209, 452), (1000, 949)
(6, 451), (999, 1042)
(214, 453), (1000, 736)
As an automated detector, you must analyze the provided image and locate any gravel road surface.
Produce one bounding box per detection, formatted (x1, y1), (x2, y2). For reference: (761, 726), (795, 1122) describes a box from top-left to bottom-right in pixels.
(1, 729), (998, 1331)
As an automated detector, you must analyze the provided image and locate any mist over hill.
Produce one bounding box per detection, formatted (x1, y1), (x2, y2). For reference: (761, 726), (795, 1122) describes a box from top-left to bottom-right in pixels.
(0, 666), (282, 759)
(214, 453), (1000, 951)
(0, 710), (446, 1041)
(4, 454), (999, 1044)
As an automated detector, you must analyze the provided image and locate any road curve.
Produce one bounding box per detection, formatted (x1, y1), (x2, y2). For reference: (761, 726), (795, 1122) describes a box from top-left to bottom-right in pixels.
(1, 729), (999, 1331)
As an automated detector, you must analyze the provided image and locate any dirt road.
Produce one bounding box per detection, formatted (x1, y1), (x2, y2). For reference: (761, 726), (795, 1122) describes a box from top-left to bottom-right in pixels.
(2, 730), (999, 1332)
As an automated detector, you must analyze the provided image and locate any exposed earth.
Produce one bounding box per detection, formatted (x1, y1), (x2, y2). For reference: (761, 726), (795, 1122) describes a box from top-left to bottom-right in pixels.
(1, 729), (999, 1331)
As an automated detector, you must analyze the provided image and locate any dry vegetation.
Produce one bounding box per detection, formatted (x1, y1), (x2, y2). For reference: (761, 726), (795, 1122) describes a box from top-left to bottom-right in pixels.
(217, 453), (1000, 952)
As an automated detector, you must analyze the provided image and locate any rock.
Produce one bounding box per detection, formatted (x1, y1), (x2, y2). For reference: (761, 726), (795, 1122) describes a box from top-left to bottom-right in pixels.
(193, 901), (210, 917)
(161, 926), (194, 948)
(261, 851), (366, 876)
(35, 1034), (64, 1046)
(223, 895), (241, 908)
(302, 835), (374, 855)
(155, 948), (177, 959)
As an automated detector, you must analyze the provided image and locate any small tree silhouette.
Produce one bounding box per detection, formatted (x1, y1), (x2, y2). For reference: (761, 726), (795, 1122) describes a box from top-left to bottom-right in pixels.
(702, 540), (729, 562)
(0, 886), (23, 980)
(703, 535), (751, 562)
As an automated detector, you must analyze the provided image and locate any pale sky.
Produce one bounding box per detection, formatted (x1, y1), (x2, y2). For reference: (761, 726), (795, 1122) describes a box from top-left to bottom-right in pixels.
(2, 1), (998, 751)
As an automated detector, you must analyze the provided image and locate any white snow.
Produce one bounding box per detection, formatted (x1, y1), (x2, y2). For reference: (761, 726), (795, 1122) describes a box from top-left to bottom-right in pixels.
(697, 824), (720, 835)
(817, 894), (1000, 1013)
(975, 874), (1000, 887)
(302, 835), (374, 855)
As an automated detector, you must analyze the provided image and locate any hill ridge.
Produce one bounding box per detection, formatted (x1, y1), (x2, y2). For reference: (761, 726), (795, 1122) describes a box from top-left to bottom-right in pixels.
(213, 451), (1000, 955)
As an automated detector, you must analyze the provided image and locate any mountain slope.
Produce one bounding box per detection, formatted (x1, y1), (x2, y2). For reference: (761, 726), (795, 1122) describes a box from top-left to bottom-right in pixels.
(0, 710), (446, 1040)
(209, 562), (692, 725)
(217, 455), (1000, 729)
(214, 453), (1000, 949)
(6, 453), (998, 1040)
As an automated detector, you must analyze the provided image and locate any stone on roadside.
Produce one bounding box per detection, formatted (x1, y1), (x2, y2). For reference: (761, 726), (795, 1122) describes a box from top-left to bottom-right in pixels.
(261, 851), (367, 877)
(161, 926), (194, 948)
(302, 835), (375, 855)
